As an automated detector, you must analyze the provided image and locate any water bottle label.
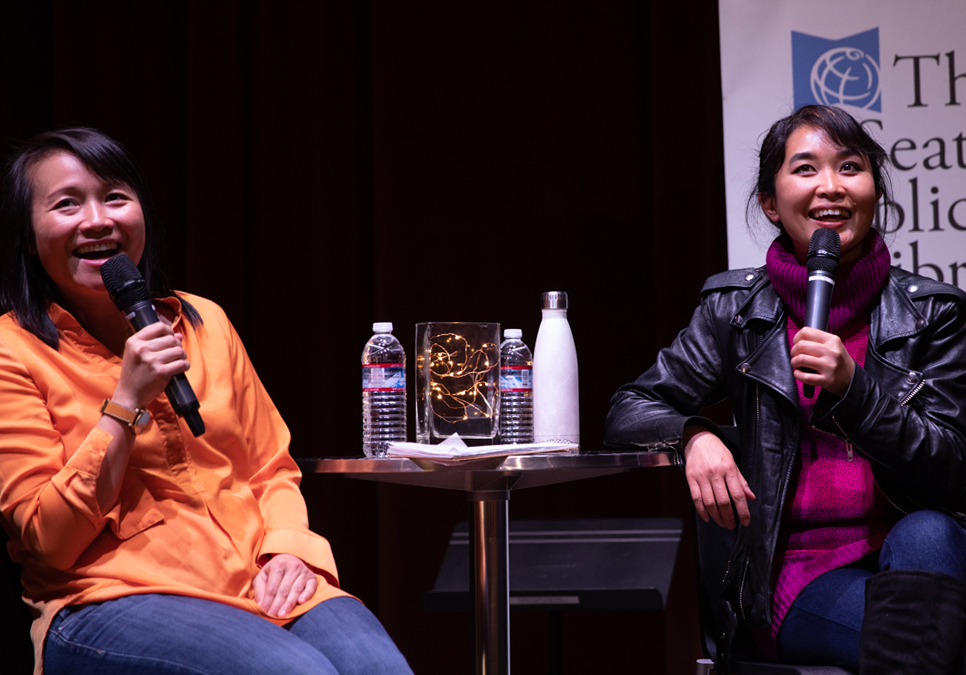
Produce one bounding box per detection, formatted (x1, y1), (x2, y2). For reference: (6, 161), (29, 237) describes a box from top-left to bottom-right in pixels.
(363, 364), (406, 391)
(500, 366), (532, 392)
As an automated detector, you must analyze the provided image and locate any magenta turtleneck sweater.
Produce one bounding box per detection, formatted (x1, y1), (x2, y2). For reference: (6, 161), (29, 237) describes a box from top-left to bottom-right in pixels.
(759, 231), (900, 652)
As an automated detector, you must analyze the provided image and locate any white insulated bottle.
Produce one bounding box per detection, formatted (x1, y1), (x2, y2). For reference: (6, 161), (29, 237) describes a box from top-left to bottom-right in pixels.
(532, 291), (579, 445)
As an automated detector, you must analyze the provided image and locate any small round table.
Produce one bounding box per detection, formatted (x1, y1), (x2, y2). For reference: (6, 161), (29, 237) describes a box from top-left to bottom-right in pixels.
(299, 450), (680, 675)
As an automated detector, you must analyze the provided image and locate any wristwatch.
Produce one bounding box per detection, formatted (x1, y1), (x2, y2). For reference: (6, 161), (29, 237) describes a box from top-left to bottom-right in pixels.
(100, 399), (151, 435)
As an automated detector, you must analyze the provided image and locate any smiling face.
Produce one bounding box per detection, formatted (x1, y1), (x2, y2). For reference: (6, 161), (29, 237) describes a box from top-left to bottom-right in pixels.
(29, 150), (145, 313)
(758, 125), (881, 264)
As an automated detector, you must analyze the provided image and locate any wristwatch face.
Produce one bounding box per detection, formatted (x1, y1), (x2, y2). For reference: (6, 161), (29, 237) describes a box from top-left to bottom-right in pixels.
(133, 409), (151, 435)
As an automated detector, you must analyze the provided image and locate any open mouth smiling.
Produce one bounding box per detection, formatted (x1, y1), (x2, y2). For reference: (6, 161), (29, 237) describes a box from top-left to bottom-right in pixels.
(75, 242), (120, 260)
(810, 208), (852, 222)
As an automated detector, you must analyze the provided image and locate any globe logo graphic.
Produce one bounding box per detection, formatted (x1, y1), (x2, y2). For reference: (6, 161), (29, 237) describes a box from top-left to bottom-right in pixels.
(810, 47), (881, 110)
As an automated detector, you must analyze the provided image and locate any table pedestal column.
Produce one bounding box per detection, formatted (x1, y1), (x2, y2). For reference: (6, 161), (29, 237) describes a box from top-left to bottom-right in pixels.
(470, 491), (510, 675)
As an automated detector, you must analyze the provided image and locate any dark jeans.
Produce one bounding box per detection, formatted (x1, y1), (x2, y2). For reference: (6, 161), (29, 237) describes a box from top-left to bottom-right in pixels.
(44, 595), (414, 675)
(777, 510), (966, 671)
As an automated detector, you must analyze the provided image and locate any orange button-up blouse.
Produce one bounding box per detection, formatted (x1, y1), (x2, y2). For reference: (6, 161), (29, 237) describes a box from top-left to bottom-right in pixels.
(0, 294), (348, 674)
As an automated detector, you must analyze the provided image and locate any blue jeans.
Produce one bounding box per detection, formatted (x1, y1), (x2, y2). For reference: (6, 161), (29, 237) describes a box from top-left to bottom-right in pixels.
(44, 595), (414, 675)
(777, 510), (966, 671)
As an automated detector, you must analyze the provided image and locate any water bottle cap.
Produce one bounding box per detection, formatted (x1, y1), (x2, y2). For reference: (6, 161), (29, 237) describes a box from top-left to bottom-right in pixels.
(372, 322), (393, 333)
(541, 291), (568, 310)
(504, 328), (522, 339)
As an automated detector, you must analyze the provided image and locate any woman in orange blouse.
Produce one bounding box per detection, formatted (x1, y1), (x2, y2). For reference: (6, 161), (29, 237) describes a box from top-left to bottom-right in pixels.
(0, 128), (413, 675)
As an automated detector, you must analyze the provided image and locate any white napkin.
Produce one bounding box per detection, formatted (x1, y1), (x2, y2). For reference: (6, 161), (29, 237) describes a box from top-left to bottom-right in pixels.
(386, 433), (577, 465)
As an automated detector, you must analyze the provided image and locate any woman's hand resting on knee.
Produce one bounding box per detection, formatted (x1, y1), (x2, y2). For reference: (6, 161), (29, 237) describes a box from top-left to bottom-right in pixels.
(253, 553), (319, 618)
(683, 426), (755, 530)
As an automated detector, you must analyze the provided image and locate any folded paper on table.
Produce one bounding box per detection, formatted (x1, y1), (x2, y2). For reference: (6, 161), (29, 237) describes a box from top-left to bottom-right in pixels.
(387, 433), (577, 466)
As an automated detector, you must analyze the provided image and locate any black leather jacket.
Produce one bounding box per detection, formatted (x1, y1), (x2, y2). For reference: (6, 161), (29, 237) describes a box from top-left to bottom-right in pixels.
(605, 265), (966, 627)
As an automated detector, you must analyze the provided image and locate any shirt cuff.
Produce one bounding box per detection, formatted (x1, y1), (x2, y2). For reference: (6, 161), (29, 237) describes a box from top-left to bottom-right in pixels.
(258, 526), (340, 587)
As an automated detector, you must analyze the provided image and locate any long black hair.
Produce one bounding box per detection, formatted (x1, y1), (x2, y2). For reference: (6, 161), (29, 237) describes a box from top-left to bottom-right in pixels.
(0, 127), (199, 349)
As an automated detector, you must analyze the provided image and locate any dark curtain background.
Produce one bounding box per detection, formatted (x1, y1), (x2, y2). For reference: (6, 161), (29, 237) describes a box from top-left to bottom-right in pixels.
(1, 1), (731, 673)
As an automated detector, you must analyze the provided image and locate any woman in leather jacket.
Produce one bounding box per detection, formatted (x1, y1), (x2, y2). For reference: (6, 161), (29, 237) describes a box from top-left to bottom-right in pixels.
(606, 105), (966, 673)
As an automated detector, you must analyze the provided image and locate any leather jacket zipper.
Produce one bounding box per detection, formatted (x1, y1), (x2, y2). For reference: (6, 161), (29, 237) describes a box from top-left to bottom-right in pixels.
(824, 373), (922, 458)
(828, 373), (921, 465)
(738, 557), (750, 620)
(899, 379), (926, 406)
(756, 380), (761, 428)
(737, 383), (762, 621)
(874, 480), (909, 516)
(830, 414), (854, 459)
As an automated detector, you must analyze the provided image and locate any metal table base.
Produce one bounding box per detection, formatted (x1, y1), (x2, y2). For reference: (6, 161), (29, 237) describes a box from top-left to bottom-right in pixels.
(299, 451), (679, 675)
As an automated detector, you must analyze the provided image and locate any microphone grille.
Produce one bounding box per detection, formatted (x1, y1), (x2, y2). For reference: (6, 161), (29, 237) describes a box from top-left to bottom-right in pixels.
(806, 229), (841, 275)
(100, 253), (149, 310)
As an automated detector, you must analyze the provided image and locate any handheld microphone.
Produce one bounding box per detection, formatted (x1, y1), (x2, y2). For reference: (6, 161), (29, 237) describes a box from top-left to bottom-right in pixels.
(802, 229), (841, 397)
(100, 254), (205, 436)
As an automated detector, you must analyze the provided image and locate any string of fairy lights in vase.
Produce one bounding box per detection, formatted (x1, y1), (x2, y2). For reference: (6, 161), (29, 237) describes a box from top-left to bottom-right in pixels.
(427, 332), (499, 422)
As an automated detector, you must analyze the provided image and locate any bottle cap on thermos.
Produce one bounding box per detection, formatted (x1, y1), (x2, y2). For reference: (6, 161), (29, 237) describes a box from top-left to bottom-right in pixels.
(541, 291), (568, 310)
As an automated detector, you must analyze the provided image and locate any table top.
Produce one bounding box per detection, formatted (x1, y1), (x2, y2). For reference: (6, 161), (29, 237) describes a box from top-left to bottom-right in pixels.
(297, 450), (680, 494)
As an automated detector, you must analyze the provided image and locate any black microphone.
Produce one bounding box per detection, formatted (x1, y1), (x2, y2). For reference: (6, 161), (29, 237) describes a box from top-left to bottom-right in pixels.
(100, 254), (205, 436)
(802, 229), (841, 398)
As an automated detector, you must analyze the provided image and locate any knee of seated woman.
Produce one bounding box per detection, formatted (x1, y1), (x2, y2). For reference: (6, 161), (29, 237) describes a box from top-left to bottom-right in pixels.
(880, 510), (966, 579)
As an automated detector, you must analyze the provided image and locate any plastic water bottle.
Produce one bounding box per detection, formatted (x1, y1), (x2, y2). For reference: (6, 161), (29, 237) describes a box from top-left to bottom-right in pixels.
(362, 322), (407, 457)
(499, 329), (534, 444)
(532, 291), (579, 445)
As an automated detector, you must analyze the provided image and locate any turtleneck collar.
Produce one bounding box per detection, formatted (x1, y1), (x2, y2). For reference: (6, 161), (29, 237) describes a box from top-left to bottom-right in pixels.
(765, 230), (891, 333)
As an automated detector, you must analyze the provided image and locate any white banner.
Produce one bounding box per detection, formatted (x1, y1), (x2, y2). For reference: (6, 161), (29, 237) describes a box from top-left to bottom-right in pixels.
(719, 0), (966, 289)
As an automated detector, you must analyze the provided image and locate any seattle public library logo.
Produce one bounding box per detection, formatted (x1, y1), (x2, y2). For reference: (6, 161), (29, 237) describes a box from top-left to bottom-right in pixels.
(811, 47), (881, 110)
(793, 28), (882, 112)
